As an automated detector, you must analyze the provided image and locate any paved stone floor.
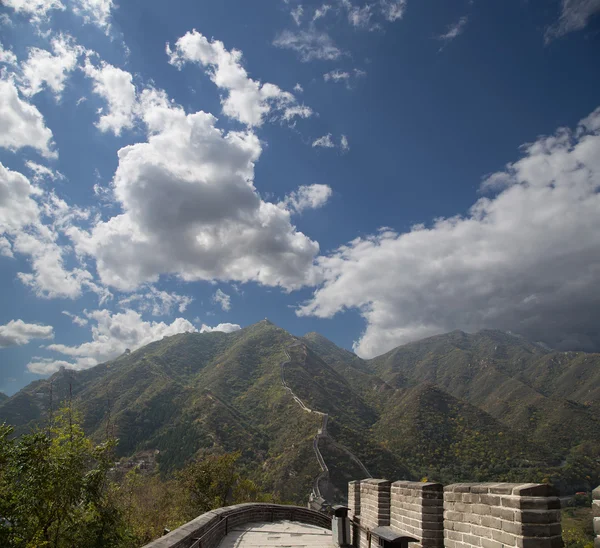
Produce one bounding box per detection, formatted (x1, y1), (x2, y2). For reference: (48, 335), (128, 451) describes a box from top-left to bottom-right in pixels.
(217, 520), (333, 547)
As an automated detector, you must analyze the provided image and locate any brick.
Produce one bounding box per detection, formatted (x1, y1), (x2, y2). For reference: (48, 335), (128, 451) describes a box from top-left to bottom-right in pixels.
(491, 528), (517, 545)
(481, 538), (504, 548)
(502, 520), (522, 535)
(516, 536), (564, 548)
(481, 516), (502, 530)
(592, 501), (600, 518)
(480, 495), (502, 506)
(473, 504), (492, 514)
(471, 525), (494, 539)
(512, 485), (559, 497)
(454, 522), (473, 534)
(519, 510), (562, 524)
(593, 517), (599, 535)
(463, 534), (482, 546)
(519, 498), (561, 511)
(521, 524), (563, 538)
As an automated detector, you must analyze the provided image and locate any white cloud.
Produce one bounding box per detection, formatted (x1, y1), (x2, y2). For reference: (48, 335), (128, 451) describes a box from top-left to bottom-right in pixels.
(546, 0), (600, 41)
(312, 133), (335, 148)
(118, 286), (193, 315)
(0, 161), (105, 301)
(0, 319), (53, 348)
(438, 15), (468, 45)
(71, 0), (114, 32)
(299, 105), (600, 357)
(212, 288), (231, 311)
(291, 4), (303, 25)
(25, 161), (65, 183)
(279, 183), (332, 213)
(2, 0), (65, 24)
(168, 30), (312, 127)
(313, 4), (332, 21)
(348, 4), (374, 28)
(323, 68), (366, 87)
(0, 42), (17, 65)
(62, 310), (88, 326)
(67, 88), (320, 292)
(293, 82), (303, 93)
(273, 28), (343, 62)
(30, 308), (197, 373)
(200, 322), (241, 333)
(0, 77), (56, 158)
(380, 0), (407, 21)
(324, 69), (350, 82)
(0, 162), (43, 234)
(0, 237), (13, 257)
(19, 34), (83, 98)
(341, 134), (349, 152)
(83, 58), (137, 135)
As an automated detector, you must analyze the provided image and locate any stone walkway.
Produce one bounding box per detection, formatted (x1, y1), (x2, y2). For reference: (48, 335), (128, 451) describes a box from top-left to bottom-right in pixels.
(217, 520), (333, 547)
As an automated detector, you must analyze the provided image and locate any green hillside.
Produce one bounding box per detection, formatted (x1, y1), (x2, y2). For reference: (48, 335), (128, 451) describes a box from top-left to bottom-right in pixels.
(1, 322), (599, 504)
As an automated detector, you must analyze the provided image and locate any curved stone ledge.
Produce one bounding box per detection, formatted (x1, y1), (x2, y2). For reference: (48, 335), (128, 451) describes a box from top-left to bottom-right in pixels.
(141, 502), (331, 548)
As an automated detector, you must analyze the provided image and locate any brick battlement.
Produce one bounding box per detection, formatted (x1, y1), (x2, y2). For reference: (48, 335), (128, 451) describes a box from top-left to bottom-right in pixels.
(348, 480), (564, 548)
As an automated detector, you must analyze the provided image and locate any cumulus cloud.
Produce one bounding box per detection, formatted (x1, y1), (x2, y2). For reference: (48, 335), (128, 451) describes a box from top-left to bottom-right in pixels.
(293, 83), (304, 93)
(212, 288), (231, 311)
(167, 30), (312, 126)
(67, 88), (320, 292)
(199, 322), (241, 333)
(545, 0), (600, 41)
(18, 34), (83, 98)
(299, 105), (600, 358)
(279, 184), (332, 213)
(0, 77), (56, 158)
(0, 161), (105, 300)
(118, 287), (193, 315)
(273, 28), (343, 62)
(0, 319), (54, 348)
(83, 58), (137, 135)
(0, 42), (17, 65)
(30, 308), (197, 373)
(3, 0), (114, 30)
(71, 0), (114, 32)
(2, 0), (65, 24)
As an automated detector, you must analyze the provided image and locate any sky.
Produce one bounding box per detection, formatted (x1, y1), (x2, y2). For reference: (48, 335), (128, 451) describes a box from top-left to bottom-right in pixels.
(1, 0), (600, 395)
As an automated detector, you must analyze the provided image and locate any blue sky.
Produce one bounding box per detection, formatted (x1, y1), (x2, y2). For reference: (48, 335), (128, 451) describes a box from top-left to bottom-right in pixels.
(1, 0), (600, 395)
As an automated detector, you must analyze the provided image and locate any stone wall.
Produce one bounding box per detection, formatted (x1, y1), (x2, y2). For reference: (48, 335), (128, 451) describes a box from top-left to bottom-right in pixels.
(141, 503), (331, 548)
(593, 486), (600, 548)
(444, 483), (562, 548)
(348, 480), (563, 548)
(391, 481), (444, 548)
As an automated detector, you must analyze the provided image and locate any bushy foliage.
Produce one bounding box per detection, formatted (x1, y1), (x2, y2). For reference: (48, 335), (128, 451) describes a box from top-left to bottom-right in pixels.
(0, 406), (131, 548)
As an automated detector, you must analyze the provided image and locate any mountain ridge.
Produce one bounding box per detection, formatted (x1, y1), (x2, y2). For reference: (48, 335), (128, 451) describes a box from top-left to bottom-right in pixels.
(1, 321), (598, 502)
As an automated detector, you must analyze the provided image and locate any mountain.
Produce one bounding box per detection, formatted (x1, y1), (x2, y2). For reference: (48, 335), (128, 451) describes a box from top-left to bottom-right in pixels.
(1, 322), (599, 503)
(0, 392), (7, 403)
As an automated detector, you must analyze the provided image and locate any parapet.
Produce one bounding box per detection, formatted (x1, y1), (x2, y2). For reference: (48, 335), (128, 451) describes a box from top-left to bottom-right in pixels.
(348, 480), (563, 548)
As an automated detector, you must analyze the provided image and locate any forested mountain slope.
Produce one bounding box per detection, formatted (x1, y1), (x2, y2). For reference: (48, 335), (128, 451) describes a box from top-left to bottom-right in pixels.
(1, 322), (598, 502)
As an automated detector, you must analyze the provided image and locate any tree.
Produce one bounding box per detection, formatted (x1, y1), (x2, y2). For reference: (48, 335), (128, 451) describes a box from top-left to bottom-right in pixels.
(0, 405), (130, 548)
(176, 451), (273, 519)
